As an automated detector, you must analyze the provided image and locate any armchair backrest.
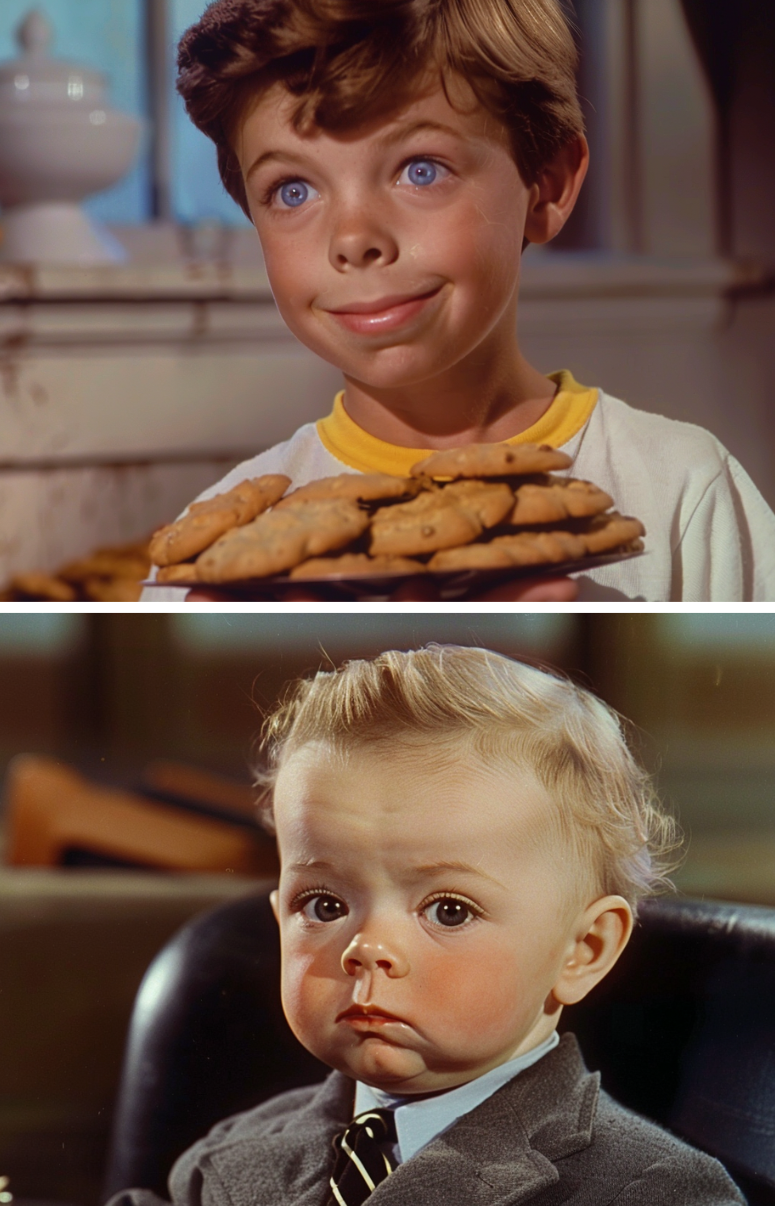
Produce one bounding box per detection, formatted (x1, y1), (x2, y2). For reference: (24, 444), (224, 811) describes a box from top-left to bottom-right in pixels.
(567, 895), (775, 1205)
(103, 891), (326, 1198)
(104, 892), (775, 1203)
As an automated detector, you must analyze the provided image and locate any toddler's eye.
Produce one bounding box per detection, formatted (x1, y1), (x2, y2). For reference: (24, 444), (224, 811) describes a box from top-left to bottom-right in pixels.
(399, 159), (448, 188)
(423, 897), (477, 928)
(275, 180), (318, 209)
(301, 894), (348, 922)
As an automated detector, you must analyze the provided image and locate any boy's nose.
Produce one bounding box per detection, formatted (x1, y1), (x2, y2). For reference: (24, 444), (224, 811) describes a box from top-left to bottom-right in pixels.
(341, 932), (409, 978)
(328, 214), (399, 271)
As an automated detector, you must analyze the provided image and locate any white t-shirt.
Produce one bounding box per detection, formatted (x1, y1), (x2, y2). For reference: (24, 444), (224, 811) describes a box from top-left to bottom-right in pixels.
(143, 371), (775, 602)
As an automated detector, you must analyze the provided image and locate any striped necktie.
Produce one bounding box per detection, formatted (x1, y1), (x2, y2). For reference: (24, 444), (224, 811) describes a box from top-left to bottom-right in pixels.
(327, 1108), (397, 1206)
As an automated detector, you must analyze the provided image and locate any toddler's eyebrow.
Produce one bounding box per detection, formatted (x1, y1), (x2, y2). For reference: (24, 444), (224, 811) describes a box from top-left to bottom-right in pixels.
(284, 857), (503, 888)
(246, 120), (464, 182)
(407, 859), (504, 888)
(286, 858), (334, 873)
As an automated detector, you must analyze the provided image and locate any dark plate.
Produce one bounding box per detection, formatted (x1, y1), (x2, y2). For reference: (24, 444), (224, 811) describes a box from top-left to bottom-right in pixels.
(143, 549), (644, 601)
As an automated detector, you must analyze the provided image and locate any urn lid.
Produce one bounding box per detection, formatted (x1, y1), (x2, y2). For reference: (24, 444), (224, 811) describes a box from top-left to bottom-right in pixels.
(0, 9), (107, 109)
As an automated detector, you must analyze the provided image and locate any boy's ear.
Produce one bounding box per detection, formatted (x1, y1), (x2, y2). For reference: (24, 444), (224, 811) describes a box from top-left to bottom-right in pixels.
(270, 889), (280, 923)
(551, 895), (634, 1007)
(523, 133), (589, 247)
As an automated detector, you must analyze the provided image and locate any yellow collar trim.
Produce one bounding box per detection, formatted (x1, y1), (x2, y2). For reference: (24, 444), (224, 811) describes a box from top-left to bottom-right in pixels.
(316, 371), (597, 477)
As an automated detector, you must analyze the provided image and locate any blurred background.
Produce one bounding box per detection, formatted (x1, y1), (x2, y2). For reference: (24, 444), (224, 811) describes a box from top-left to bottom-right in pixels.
(0, 610), (774, 1203)
(0, 0), (774, 594)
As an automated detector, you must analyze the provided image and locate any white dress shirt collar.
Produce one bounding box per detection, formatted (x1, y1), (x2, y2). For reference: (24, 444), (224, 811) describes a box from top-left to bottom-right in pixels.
(353, 1030), (560, 1165)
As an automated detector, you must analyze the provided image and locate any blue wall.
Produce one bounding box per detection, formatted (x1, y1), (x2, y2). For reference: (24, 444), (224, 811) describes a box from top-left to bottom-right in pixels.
(170, 0), (251, 226)
(0, 0), (251, 227)
(0, 0), (151, 223)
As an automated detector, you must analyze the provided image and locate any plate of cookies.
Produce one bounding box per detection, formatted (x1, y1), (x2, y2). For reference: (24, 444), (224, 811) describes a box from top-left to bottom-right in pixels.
(144, 442), (645, 600)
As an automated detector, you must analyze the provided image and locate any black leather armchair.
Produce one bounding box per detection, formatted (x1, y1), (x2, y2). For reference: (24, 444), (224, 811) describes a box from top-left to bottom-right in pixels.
(102, 891), (326, 1199)
(103, 893), (775, 1204)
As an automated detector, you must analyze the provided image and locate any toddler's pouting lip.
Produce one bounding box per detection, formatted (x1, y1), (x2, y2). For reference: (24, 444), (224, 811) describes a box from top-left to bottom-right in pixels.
(337, 1004), (410, 1030)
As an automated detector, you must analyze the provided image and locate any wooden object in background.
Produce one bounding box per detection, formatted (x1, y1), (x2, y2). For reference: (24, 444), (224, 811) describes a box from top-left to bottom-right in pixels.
(142, 758), (259, 820)
(3, 755), (275, 875)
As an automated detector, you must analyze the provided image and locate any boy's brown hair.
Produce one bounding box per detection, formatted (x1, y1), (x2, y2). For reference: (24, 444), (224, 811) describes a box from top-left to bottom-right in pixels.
(177, 0), (584, 220)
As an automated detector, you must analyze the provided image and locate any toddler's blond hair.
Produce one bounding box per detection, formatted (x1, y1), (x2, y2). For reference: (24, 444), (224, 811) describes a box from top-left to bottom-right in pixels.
(255, 645), (680, 909)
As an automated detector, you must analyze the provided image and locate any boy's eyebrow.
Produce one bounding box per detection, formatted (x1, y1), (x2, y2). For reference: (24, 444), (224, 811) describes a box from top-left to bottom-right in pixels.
(245, 120), (464, 182)
(373, 119), (466, 150)
(246, 148), (312, 181)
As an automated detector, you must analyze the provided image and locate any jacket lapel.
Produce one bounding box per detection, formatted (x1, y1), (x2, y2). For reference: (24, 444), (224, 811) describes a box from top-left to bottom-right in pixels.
(207, 1072), (352, 1206)
(206, 1034), (598, 1206)
(368, 1120), (559, 1206)
(369, 1035), (599, 1206)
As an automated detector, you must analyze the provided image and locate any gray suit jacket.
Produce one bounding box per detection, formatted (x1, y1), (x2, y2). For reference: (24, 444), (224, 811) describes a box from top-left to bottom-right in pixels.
(108, 1034), (745, 1206)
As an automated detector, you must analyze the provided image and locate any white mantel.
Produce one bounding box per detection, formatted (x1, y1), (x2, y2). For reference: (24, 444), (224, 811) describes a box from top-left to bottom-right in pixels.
(0, 259), (335, 462)
(0, 252), (762, 465)
(1, 249), (771, 589)
(0, 251), (340, 585)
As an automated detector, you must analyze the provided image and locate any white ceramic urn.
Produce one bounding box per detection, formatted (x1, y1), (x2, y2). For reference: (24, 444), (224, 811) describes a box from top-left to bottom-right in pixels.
(0, 9), (143, 264)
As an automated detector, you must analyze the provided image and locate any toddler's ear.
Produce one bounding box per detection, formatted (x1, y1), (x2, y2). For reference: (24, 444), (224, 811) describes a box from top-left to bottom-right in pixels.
(551, 895), (633, 1007)
(270, 888), (280, 923)
(523, 133), (589, 247)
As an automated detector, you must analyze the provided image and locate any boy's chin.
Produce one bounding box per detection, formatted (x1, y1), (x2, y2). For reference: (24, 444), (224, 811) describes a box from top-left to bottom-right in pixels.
(309, 336), (455, 389)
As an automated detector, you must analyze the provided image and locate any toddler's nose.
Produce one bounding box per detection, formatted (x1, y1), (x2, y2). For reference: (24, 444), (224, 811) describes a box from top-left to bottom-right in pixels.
(341, 933), (409, 978)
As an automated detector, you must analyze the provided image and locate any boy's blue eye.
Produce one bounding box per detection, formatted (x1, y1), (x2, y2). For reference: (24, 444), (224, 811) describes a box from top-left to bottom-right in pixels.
(402, 159), (442, 187)
(278, 180), (313, 208)
(279, 181), (308, 207)
(272, 160), (444, 208)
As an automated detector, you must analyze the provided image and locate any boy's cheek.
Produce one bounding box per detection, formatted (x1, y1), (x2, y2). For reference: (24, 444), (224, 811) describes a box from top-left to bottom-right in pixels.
(256, 238), (310, 302)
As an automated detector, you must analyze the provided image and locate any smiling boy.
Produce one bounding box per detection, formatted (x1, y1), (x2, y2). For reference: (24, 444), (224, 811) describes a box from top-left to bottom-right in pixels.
(110, 647), (744, 1205)
(147, 0), (775, 602)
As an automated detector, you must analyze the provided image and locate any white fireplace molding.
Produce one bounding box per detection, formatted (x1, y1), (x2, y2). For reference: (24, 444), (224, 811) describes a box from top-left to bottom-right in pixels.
(0, 256), (764, 463)
(0, 255), (761, 351)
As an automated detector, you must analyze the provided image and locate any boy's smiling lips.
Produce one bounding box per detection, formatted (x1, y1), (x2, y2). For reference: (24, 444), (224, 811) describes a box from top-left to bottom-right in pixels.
(323, 285), (444, 335)
(328, 287), (442, 315)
